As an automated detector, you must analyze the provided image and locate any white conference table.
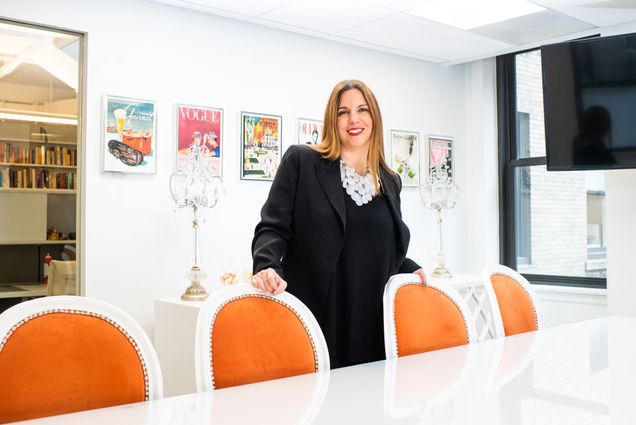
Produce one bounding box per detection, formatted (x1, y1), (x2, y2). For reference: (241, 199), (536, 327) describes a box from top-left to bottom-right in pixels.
(14, 316), (632, 424)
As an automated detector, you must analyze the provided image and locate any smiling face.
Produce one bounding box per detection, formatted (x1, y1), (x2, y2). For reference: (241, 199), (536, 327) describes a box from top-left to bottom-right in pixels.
(337, 88), (373, 151)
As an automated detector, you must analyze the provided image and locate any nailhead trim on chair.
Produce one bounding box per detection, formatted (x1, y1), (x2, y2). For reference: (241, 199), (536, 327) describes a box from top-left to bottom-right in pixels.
(392, 282), (471, 358)
(207, 294), (319, 390)
(491, 272), (539, 331)
(0, 309), (150, 400)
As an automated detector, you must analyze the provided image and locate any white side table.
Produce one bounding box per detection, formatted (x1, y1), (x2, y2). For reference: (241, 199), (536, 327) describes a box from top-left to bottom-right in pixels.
(154, 297), (204, 396)
(430, 274), (499, 342)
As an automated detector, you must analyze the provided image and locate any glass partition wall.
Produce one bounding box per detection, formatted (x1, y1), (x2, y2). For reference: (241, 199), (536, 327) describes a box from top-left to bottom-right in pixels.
(0, 20), (83, 311)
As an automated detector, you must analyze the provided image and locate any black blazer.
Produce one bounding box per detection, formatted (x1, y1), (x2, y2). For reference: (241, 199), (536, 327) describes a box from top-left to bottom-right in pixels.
(252, 144), (420, 324)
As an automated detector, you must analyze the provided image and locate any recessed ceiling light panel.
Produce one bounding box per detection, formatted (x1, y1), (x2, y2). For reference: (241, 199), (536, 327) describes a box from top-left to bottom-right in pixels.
(407, 0), (546, 30)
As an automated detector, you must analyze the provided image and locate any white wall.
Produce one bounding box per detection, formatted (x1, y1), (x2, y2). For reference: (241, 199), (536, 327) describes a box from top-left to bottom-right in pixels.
(460, 60), (499, 274)
(600, 22), (636, 318)
(535, 286), (607, 327)
(606, 170), (636, 316)
(5, 0), (611, 333)
(1, 0), (486, 333)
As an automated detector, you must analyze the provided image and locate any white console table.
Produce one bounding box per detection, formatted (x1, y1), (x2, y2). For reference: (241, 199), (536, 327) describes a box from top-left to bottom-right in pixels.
(433, 273), (499, 342)
(154, 297), (205, 396)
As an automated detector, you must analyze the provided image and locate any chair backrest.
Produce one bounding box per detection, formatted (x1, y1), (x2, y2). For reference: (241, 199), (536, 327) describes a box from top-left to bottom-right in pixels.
(195, 284), (330, 391)
(47, 260), (77, 296)
(383, 274), (476, 359)
(0, 296), (163, 424)
(482, 264), (541, 337)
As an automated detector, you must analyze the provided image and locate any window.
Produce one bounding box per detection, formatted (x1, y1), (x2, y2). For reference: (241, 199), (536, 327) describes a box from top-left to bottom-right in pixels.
(0, 19), (84, 311)
(497, 49), (606, 288)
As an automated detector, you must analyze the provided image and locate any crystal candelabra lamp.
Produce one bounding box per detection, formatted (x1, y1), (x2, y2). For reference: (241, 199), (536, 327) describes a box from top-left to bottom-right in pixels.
(170, 132), (224, 301)
(419, 164), (458, 278)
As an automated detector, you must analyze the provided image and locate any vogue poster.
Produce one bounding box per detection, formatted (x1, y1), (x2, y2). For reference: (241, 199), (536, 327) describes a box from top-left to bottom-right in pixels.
(176, 104), (223, 176)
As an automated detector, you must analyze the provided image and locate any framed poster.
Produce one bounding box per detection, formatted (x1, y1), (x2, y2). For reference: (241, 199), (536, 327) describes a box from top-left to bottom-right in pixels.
(297, 118), (323, 145)
(176, 104), (223, 176)
(240, 111), (282, 181)
(390, 129), (420, 187)
(102, 95), (157, 173)
(428, 135), (453, 178)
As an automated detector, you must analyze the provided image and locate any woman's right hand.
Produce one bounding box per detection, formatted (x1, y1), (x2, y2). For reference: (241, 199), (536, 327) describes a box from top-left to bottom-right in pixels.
(251, 268), (288, 295)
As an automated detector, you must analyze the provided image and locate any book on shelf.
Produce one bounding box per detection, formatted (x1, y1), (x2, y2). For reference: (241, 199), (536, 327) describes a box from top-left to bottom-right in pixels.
(0, 141), (77, 166)
(0, 167), (76, 190)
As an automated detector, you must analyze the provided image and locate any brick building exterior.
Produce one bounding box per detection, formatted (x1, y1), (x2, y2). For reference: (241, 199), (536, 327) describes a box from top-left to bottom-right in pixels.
(515, 51), (602, 277)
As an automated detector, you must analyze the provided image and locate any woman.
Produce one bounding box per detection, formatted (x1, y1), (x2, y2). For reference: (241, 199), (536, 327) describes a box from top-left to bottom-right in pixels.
(251, 80), (426, 368)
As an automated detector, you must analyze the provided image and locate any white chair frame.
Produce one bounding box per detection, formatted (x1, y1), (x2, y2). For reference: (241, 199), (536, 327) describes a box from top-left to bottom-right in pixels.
(481, 264), (543, 338)
(0, 296), (163, 400)
(194, 284), (330, 392)
(383, 273), (476, 360)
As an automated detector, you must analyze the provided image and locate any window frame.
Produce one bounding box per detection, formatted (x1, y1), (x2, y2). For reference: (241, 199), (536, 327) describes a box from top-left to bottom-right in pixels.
(496, 50), (607, 289)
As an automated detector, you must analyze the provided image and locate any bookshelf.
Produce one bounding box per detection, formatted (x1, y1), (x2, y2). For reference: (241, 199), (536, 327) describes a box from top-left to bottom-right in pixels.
(0, 284), (48, 300)
(0, 113), (77, 191)
(0, 112), (78, 302)
(0, 240), (76, 245)
(0, 163), (77, 169)
(0, 188), (76, 194)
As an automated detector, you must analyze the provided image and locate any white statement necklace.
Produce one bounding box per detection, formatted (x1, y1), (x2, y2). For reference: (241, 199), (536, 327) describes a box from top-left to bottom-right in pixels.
(340, 160), (378, 206)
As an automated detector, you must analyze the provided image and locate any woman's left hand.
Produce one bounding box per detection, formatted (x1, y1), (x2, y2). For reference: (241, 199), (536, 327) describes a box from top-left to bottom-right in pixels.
(413, 268), (427, 284)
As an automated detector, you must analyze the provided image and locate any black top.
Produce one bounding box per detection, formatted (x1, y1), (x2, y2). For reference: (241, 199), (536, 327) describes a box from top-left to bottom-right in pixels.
(252, 145), (421, 368)
(323, 189), (398, 368)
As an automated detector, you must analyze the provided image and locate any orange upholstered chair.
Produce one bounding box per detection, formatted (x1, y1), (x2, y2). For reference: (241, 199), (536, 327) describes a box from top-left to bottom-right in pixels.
(0, 296), (163, 424)
(195, 284), (329, 391)
(482, 264), (542, 337)
(383, 274), (476, 359)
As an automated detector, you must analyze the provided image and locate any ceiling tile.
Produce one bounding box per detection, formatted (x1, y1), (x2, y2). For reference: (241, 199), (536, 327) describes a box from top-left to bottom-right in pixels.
(405, 0), (547, 30)
(400, 32), (512, 61)
(155, 0), (251, 19)
(338, 13), (458, 48)
(531, 0), (636, 26)
(357, 0), (437, 12)
(165, 0), (296, 16)
(248, 17), (330, 38)
(471, 10), (597, 45)
(147, 0), (636, 64)
(585, 0), (636, 7)
(325, 35), (393, 52)
(388, 48), (446, 63)
(258, 0), (393, 33)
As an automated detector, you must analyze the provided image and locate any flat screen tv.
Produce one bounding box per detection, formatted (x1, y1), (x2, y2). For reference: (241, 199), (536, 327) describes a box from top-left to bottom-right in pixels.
(541, 32), (636, 171)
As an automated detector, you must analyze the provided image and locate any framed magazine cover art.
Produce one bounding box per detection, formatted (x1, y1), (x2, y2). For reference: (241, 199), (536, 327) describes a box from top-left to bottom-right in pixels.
(102, 95), (157, 173)
(297, 118), (323, 145)
(240, 111), (282, 181)
(390, 129), (420, 187)
(428, 135), (453, 178)
(176, 104), (223, 176)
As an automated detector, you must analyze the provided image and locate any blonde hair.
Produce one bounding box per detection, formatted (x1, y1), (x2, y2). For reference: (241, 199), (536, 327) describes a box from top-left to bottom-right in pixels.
(312, 79), (394, 192)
